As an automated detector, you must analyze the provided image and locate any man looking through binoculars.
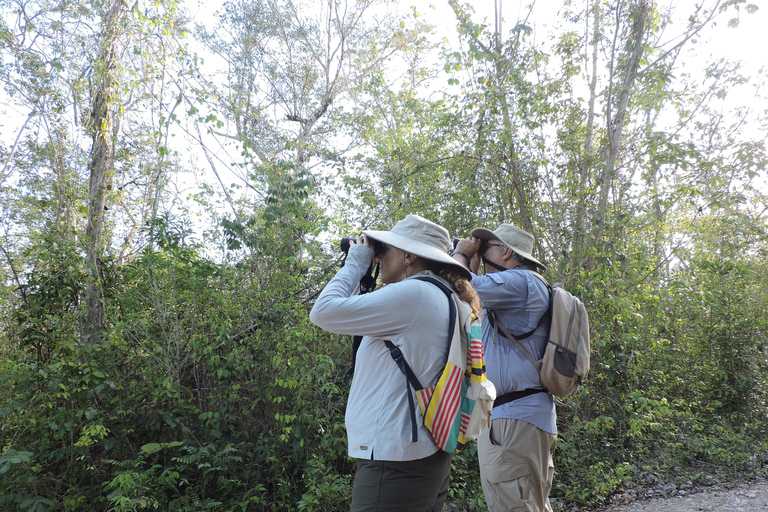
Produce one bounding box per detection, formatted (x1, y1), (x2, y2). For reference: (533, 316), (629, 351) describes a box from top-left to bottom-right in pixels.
(452, 224), (556, 512)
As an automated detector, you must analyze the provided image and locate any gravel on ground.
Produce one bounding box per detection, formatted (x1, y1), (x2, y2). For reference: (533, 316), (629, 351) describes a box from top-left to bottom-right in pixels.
(592, 479), (768, 512)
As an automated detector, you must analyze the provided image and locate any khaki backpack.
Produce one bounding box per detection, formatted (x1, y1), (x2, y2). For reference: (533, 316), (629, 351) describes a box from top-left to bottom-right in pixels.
(489, 271), (590, 399)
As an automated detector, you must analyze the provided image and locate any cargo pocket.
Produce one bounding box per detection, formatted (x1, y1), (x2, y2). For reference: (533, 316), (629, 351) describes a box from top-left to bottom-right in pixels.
(485, 462), (529, 484)
(483, 464), (536, 512)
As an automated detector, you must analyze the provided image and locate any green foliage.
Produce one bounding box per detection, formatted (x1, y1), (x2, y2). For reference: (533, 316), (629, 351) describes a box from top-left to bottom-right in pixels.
(1, 0), (767, 511)
(446, 444), (487, 511)
(1, 217), (356, 510)
(550, 219), (768, 506)
(296, 455), (353, 512)
(12, 233), (85, 361)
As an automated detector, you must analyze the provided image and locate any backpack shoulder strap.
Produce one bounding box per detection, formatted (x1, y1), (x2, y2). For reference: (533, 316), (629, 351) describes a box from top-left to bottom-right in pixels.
(486, 269), (552, 370)
(415, 276), (457, 337)
(386, 275), (457, 442)
(384, 339), (423, 443)
(488, 310), (541, 371)
(487, 268), (552, 338)
(526, 269), (552, 290)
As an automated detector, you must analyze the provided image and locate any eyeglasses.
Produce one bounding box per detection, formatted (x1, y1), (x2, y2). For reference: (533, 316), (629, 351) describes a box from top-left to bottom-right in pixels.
(484, 242), (506, 251)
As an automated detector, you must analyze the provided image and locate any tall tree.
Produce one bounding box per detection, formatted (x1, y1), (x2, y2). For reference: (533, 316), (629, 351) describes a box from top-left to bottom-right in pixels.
(562, 0), (753, 269)
(0, 0), (191, 344)
(441, 0), (761, 277)
(84, 0), (126, 344)
(447, 0), (542, 233)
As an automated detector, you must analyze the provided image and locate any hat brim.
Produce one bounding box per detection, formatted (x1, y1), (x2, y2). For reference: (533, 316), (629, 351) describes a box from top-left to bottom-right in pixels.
(470, 227), (500, 243)
(470, 227), (547, 270)
(363, 229), (472, 281)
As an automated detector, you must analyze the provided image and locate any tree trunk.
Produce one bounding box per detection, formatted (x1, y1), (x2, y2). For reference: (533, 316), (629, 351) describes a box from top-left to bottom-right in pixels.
(449, 0), (535, 231)
(495, 0), (533, 232)
(573, 3), (601, 270)
(84, 0), (125, 344)
(596, 0), (649, 236)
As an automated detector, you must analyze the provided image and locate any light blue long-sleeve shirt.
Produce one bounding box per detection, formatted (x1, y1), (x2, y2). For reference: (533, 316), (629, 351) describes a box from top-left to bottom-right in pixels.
(310, 244), (455, 460)
(471, 267), (557, 435)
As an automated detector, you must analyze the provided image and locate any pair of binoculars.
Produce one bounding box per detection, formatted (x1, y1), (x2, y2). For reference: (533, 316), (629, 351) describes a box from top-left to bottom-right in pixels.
(453, 237), (495, 252)
(340, 237), (385, 255)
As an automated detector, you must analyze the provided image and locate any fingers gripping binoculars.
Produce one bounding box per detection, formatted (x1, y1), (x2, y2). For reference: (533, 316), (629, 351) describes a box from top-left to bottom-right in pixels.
(339, 236), (382, 294)
(340, 237), (385, 255)
(453, 237), (490, 253)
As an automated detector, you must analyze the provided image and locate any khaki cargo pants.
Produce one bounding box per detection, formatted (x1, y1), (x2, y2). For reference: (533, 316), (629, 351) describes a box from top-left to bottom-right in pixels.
(478, 418), (557, 512)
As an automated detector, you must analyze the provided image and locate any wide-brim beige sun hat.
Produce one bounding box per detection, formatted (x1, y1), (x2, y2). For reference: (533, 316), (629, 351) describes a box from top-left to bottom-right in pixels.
(471, 223), (547, 270)
(363, 214), (471, 281)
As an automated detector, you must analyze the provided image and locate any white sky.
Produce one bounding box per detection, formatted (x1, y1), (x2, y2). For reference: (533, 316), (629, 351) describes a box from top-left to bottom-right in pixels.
(424, 0), (767, 69)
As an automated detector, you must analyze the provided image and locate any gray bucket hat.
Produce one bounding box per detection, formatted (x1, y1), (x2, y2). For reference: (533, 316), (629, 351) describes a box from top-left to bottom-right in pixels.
(471, 223), (547, 270)
(363, 214), (471, 280)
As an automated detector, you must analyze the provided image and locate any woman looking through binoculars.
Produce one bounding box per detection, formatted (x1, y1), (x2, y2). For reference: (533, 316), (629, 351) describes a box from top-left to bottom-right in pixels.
(310, 214), (478, 512)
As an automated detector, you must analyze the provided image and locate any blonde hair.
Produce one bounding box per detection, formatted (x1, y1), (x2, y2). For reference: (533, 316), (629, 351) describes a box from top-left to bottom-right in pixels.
(420, 259), (481, 318)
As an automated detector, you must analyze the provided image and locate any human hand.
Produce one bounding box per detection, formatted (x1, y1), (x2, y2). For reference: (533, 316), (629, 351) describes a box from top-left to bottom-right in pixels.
(454, 237), (483, 258)
(469, 250), (482, 274)
(357, 234), (377, 252)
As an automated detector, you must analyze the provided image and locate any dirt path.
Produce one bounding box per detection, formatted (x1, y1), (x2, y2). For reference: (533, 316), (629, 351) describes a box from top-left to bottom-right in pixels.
(598, 480), (768, 511)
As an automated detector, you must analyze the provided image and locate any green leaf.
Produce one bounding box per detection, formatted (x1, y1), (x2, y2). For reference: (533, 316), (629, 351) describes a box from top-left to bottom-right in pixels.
(141, 441), (182, 454)
(141, 443), (162, 454)
(19, 496), (54, 509)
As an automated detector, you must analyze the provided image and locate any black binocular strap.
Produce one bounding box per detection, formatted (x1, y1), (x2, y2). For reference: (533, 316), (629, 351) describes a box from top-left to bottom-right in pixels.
(343, 263), (381, 384)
